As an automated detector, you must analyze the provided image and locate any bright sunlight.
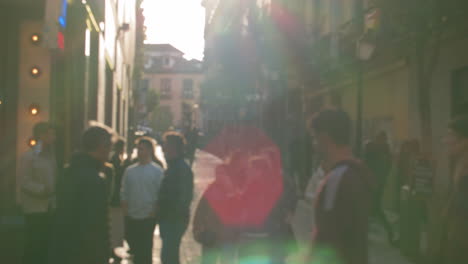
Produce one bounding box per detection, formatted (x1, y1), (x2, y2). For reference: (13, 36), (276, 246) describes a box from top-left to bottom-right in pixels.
(142, 0), (205, 60)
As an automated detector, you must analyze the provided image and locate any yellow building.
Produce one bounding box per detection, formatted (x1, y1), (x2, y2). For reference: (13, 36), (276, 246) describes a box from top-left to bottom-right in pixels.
(142, 44), (204, 131)
(297, 0), (468, 195)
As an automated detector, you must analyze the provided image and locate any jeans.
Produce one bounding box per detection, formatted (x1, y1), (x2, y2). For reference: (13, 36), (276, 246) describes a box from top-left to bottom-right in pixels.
(23, 212), (51, 264)
(125, 217), (157, 264)
(159, 219), (189, 264)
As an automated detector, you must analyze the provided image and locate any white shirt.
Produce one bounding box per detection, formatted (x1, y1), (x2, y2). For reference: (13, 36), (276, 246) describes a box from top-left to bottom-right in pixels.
(121, 162), (164, 219)
(20, 143), (57, 214)
(304, 166), (325, 202)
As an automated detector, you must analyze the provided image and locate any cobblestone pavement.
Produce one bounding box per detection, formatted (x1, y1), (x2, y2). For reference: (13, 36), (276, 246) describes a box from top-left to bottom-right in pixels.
(119, 150), (412, 264)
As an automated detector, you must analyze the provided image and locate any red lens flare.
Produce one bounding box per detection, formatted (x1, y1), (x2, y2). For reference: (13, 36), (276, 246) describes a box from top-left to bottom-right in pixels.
(203, 125), (284, 228)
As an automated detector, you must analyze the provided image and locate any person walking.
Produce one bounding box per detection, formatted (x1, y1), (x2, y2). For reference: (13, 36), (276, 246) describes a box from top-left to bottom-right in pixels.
(121, 137), (164, 264)
(157, 132), (194, 264)
(395, 139), (420, 212)
(109, 139), (126, 263)
(19, 122), (57, 264)
(111, 139), (126, 206)
(185, 127), (199, 166)
(265, 170), (298, 264)
(364, 131), (396, 244)
(308, 109), (373, 264)
(48, 126), (113, 264)
(437, 115), (468, 263)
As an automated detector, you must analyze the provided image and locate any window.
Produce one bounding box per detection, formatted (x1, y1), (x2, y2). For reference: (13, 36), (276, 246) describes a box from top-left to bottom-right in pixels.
(163, 57), (171, 66)
(183, 79), (194, 99)
(140, 79), (149, 91)
(160, 78), (172, 99)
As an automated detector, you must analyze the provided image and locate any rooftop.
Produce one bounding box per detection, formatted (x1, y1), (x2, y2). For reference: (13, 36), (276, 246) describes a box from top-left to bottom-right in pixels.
(144, 55), (203, 74)
(144, 44), (184, 55)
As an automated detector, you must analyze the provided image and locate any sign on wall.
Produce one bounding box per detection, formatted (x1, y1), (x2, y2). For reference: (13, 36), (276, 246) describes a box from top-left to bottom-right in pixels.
(43, 0), (68, 50)
(411, 157), (434, 198)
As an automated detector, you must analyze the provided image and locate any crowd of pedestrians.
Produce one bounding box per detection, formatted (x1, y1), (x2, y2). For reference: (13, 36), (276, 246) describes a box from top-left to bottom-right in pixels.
(18, 124), (194, 264)
(17, 109), (468, 264)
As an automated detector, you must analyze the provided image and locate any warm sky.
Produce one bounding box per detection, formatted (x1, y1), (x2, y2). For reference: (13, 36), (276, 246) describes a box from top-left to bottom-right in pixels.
(142, 0), (206, 60)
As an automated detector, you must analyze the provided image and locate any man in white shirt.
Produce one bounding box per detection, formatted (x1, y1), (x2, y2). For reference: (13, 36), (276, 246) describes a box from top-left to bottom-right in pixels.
(121, 137), (164, 264)
(20, 122), (57, 264)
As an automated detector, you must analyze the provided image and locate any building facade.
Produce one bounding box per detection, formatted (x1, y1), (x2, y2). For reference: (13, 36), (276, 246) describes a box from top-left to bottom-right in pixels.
(204, 0), (468, 256)
(205, 0), (468, 186)
(141, 44), (203, 132)
(0, 0), (141, 214)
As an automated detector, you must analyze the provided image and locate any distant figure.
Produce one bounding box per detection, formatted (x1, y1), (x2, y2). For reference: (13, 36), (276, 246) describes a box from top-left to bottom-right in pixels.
(121, 137), (164, 264)
(109, 140), (126, 263)
(438, 115), (468, 263)
(157, 132), (194, 264)
(102, 162), (116, 202)
(289, 128), (314, 195)
(364, 131), (395, 244)
(49, 126), (112, 264)
(20, 122), (57, 264)
(186, 127), (200, 166)
(265, 162), (298, 264)
(150, 139), (164, 169)
(395, 139), (420, 211)
(124, 147), (136, 168)
(111, 139), (126, 206)
(309, 110), (372, 264)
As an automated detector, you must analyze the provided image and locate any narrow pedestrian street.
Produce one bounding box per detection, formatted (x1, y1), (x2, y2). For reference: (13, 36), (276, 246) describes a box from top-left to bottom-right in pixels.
(2, 1), (468, 264)
(117, 150), (412, 264)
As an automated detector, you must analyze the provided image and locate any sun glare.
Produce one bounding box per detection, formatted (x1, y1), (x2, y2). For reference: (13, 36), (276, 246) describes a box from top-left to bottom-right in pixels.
(142, 0), (205, 60)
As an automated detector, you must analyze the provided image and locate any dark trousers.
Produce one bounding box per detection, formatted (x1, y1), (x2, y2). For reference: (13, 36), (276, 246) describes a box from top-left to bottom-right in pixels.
(159, 219), (188, 264)
(373, 188), (394, 242)
(125, 217), (156, 264)
(23, 212), (51, 264)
